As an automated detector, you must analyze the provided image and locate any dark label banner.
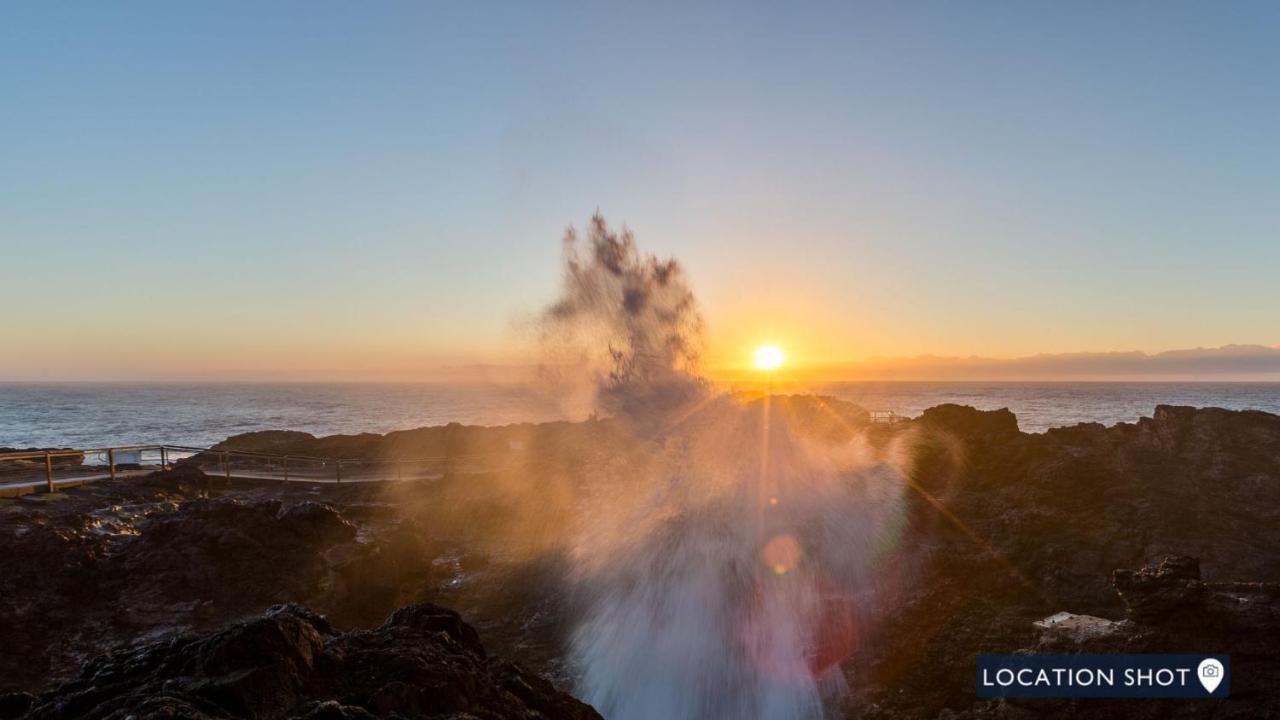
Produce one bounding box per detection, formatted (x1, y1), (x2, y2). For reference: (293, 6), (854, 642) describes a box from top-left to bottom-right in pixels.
(976, 654), (1230, 698)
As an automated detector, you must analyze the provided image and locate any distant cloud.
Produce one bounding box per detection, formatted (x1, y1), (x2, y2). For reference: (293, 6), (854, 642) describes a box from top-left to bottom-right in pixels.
(801, 344), (1280, 381)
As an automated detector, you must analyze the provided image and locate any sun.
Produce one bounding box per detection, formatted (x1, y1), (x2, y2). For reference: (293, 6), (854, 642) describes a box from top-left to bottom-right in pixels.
(753, 345), (786, 371)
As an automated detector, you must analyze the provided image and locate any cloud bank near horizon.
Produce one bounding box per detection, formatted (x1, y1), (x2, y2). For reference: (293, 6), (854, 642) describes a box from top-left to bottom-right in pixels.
(437, 344), (1280, 384)
(790, 344), (1280, 381)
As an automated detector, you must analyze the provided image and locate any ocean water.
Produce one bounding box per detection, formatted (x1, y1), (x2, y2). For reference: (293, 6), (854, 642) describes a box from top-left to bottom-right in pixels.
(813, 381), (1280, 434)
(1, 381), (1279, 449)
(0, 383), (563, 449)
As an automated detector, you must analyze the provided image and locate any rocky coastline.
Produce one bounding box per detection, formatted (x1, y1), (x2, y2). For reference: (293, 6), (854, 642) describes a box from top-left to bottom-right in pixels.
(2, 400), (1278, 718)
(5, 601), (600, 720)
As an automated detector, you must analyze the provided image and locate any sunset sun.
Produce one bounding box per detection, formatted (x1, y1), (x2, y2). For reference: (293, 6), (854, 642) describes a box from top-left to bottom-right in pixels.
(753, 345), (786, 371)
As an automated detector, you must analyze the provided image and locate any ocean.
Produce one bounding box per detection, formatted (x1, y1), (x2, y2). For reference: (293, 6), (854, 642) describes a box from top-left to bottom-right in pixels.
(2, 381), (1279, 449)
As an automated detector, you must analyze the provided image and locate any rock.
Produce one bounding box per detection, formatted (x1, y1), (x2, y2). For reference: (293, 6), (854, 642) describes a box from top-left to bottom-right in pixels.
(1032, 612), (1129, 642)
(0, 471), (447, 697)
(277, 502), (358, 544)
(212, 431), (318, 454)
(1002, 559), (1280, 719)
(212, 431), (385, 461)
(1113, 555), (1203, 623)
(22, 602), (600, 720)
(291, 701), (377, 720)
(0, 693), (35, 720)
(919, 404), (1021, 440)
(8, 402), (1280, 720)
(109, 498), (364, 626)
(844, 405), (1280, 718)
(927, 559), (1280, 720)
(133, 463), (213, 492)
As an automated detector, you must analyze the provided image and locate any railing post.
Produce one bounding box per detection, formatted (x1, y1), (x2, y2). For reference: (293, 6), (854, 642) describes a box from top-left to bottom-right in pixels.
(222, 452), (230, 481)
(283, 455), (289, 481)
(335, 460), (342, 484)
(45, 452), (54, 493)
(160, 446), (168, 470)
(108, 448), (117, 481)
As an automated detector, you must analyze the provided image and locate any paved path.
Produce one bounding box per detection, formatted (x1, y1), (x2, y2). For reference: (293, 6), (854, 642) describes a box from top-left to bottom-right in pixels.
(0, 467), (445, 498)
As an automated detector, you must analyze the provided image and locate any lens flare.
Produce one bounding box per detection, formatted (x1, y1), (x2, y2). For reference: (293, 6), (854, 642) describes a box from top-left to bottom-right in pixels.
(761, 534), (803, 575)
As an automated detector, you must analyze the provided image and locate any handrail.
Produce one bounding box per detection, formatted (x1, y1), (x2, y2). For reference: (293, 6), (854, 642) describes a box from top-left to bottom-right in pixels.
(0, 441), (509, 494)
(0, 449), (127, 462)
(160, 445), (335, 464)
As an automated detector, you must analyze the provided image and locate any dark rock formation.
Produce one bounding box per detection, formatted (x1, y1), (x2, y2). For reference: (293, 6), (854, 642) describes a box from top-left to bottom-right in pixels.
(210, 431), (386, 461)
(0, 693), (35, 720)
(967, 557), (1280, 719)
(845, 404), (1280, 718)
(1113, 555), (1204, 623)
(919, 403), (1021, 441)
(222, 402), (1280, 718)
(7, 401), (1280, 719)
(110, 496), (360, 625)
(0, 467), (448, 695)
(20, 602), (601, 720)
(211, 431), (318, 455)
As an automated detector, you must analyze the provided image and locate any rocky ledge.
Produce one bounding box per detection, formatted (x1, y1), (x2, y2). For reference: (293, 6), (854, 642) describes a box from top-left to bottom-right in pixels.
(984, 556), (1280, 719)
(6, 400), (1280, 719)
(1, 602), (600, 720)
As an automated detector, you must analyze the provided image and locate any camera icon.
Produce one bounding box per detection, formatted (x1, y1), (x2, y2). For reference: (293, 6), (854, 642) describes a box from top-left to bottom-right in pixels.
(1197, 658), (1225, 693)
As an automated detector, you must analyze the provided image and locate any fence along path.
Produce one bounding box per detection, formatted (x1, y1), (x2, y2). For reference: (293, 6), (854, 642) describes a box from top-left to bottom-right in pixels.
(0, 444), (485, 498)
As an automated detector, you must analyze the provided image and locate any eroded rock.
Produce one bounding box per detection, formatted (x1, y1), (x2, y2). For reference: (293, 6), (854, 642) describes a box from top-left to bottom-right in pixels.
(1113, 555), (1203, 623)
(22, 602), (601, 720)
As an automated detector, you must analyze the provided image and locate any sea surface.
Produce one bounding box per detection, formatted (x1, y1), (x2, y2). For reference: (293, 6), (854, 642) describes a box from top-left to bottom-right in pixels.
(2, 382), (1279, 449)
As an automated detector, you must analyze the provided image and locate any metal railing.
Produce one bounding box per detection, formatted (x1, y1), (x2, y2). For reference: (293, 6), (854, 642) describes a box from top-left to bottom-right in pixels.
(0, 443), (492, 494)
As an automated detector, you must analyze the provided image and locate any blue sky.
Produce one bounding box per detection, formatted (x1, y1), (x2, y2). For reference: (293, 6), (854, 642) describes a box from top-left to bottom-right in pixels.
(3, 2), (1278, 379)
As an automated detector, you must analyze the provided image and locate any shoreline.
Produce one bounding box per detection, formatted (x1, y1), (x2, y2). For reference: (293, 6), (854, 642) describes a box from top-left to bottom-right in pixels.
(6, 382), (1280, 448)
(2, 400), (1279, 717)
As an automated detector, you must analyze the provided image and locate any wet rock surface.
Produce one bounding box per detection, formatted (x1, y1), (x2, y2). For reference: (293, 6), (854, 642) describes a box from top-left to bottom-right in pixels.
(18, 602), (600, 720)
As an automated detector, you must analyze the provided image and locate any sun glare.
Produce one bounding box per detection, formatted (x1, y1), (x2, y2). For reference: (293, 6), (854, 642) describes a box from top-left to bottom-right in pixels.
(753, 345), (786, 371)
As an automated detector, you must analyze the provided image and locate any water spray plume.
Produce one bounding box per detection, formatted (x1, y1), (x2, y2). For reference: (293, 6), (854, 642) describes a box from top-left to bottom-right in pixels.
(535, 214), (915, 719)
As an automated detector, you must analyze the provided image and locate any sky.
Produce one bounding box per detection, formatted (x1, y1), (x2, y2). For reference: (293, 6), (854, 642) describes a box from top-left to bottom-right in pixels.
(3, 2), (1279, 381)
